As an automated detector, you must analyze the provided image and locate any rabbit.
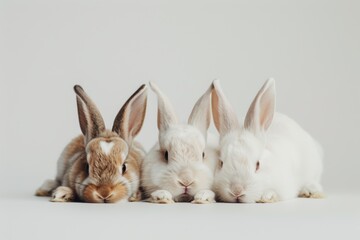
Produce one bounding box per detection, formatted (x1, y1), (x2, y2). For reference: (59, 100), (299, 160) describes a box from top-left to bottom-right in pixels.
(211, 79), (324, 203)
(141, 82), (218, 204)
(35, 84), (147, 203)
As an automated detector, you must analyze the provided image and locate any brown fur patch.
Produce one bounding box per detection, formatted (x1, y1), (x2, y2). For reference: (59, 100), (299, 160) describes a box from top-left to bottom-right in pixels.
(82, 183), (128, 203)
(60, 131), (143, 203)
(86, 131), (128, 184)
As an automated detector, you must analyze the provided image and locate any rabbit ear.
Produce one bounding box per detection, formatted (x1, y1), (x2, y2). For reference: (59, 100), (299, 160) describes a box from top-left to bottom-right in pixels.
(112, 84), (147, 145)
(149, 82), (178, 131)
(74, 85), (106, 143)
(244, 78), (276, 133)
(188, 84), (213, 138)
(211, 80), (240, 137)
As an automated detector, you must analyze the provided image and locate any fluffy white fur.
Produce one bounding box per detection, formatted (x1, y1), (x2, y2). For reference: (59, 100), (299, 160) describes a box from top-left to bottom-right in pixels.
(212, 79), (324, 203)
(142, 82), (218, 204)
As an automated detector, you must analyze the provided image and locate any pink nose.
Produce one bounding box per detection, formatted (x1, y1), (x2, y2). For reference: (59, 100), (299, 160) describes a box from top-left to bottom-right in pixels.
(178, 180), (194, 187)
(231, 185), (244, 197)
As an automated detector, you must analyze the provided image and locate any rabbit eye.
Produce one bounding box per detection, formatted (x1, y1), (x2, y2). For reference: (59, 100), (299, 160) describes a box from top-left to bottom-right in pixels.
(256, 161), (260, 172)
(85, 164), (90, 173)
(164, 151), (169, 162)
(219, 160), (223, 169)
(202, 152), (205, 159)
(122, 164), (127, 174)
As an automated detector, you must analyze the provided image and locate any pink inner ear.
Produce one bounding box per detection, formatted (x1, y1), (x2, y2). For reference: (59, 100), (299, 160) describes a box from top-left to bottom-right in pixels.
(149, 82), (179, 132)
(187, 85), (212, 136)
(211, 88), (221, 133)
(259, 81), (275, 131)
(112, 84), (147, 142)
(259, 94), (274, 130)
(127, 95), (144, 137)
(245, 79), (275, 132)
(211, 84), (240, 136)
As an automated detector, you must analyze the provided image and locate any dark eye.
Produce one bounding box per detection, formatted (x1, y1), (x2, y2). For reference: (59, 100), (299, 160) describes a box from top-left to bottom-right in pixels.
(85, 163), (89, 173)
(122, 164), (127, 174)
(256, 161), (260, 172)
(164, 151), (169, 162)
(202, 152), (205, 159)
(219, 160), (223, 169)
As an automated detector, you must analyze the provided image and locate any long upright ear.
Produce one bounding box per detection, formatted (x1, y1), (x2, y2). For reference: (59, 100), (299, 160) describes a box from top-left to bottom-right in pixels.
(188, 84), (213, 138)
(244, 78), (276, 133)
(149, 82), (178, 132)
(112, 84), (147, 144)
(74, 85), (106, 143)
(211, 80), (240, 137)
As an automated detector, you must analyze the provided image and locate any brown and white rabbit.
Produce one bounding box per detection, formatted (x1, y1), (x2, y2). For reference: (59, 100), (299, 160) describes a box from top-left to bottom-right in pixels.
(35, 84), (147, 203)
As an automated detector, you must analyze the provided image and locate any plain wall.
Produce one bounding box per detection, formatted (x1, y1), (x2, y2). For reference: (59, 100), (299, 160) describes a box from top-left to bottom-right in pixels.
(1, 0), (359, 196)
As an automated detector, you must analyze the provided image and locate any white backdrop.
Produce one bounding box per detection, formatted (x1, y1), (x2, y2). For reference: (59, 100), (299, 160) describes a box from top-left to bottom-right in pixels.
(0, 0), (360, 240)
(1, 1), (360, 238)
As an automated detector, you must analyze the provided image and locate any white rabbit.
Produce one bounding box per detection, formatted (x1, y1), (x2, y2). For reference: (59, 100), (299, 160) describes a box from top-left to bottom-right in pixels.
(211, 79), (324, 203)
(141, 82), (218, 204)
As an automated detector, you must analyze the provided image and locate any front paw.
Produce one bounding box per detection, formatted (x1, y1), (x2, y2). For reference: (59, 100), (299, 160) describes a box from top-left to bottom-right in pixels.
(129, 190), (142, 202)
(150, 190), (174, 204)
(192, 190), (216, 204)
(298, 184), (325, 199)
(51, 186), (74, 202)
(256, 190), (279, 203)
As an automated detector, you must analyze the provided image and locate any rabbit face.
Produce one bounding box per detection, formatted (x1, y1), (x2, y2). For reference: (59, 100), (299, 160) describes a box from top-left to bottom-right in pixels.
(213, 130), (265, 203)
(152, 125), (213, 201)
(80, 133), (131, 203)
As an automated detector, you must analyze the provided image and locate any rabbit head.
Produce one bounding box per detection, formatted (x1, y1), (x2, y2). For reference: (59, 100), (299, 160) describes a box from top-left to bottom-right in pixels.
(211, 79), (276, 203)
(74, 84), (147, 203)
(144, 82), (214, 202)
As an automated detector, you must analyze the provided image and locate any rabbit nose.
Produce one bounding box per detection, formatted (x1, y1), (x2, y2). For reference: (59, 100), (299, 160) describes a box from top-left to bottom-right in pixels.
(230, 184), (244, 197)
(96, 185), (113, 202)
(178, 180), (194, 187)
(178, 169), (194, 187)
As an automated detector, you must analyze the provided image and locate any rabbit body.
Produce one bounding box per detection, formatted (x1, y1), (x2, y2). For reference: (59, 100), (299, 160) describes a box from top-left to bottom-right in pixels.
(212, 79), (324, 203)
(36, 85), (147, 203)
(141, 82), (218, 204)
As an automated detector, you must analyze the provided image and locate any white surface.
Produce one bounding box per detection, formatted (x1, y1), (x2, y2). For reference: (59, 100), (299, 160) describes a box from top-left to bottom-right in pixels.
(1, 1), (360, 239)
(1, 194), (359, 240)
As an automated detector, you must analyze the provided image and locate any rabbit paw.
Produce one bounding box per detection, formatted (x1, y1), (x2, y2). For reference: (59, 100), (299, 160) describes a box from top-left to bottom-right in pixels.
(51, 186), (74, 202)
(299, 184), (324, 199)
(256, 190), (279, 203)
(150, 190), (174, 204)
(192, 190), (216, 204)
(129, 190), (142, 202)
(35, 179), (59, 196)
